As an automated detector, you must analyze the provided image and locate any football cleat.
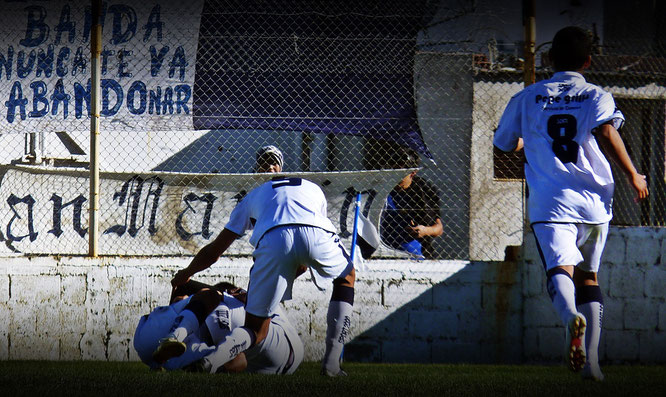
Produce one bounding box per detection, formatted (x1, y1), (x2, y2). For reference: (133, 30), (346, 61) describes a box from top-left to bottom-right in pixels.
(565, 313), (587, 372)
(321, 367), (348, 377)
(152, 337), (186, 364)
(581, 363), (604, 382)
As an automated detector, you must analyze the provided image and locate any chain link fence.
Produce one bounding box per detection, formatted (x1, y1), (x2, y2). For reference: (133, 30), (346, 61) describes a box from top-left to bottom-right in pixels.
(0, 0), (663, 260)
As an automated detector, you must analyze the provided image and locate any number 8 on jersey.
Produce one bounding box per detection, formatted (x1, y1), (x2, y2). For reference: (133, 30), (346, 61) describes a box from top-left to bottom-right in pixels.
(548, 114), (579, 163)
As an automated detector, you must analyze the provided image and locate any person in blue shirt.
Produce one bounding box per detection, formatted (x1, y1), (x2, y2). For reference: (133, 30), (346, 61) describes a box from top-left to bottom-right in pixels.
(381, 148), (443, 259)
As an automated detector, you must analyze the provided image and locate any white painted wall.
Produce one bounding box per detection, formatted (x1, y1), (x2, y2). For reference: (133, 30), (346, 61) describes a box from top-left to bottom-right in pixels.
(470, 80), (524, 261)
(1, 225), (664, 364)
(522, 226), (666, 364)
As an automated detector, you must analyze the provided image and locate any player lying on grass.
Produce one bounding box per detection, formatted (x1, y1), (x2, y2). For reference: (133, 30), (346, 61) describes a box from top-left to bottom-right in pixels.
(133, 279), (304, 374)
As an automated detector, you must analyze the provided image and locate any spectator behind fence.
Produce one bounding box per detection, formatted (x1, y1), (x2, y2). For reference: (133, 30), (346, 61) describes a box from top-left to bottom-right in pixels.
(380, 149), (443, 259)
(254, 145), (284, 173)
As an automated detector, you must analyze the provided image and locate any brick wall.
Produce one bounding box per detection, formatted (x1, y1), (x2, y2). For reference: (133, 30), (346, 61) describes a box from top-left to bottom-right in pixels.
(0, 226), (664, 364)
(522, 227), (666, 364)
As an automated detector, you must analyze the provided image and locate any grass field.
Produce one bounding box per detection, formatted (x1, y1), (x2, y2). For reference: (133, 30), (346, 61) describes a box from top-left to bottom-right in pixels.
(1, 361), (665, 397)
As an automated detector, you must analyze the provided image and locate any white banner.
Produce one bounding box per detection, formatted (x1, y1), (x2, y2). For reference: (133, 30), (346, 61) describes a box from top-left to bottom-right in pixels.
(0, 166), (410, 256)
(0, 0), (202, 132)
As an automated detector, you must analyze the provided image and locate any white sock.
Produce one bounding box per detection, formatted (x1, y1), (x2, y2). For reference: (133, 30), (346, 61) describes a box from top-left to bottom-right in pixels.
(322, 300), (353, 372)
(170, 310), (199, 342)
(162, 341), (216, 371)
(205, 327), (254, 373)
(547, 273), (578, 326)
(578, 301), (603, 366)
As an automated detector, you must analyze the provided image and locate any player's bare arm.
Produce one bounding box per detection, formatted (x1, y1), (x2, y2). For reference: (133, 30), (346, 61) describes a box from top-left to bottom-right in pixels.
(593, 123), (649, 201)
(492, 137), (522, 153)
(171, 228), (241, 287)
(408, 218), (443, 239)
(513, 137), (524, 152)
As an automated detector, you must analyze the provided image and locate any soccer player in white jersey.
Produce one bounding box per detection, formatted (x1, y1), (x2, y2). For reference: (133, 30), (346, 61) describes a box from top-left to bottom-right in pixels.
(494, 26), (648, 381)
(135, 281), (304, 374)
(156, 145), (355, 377)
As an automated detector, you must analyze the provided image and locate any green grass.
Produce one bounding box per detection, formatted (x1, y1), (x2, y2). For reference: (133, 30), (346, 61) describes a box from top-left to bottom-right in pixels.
(1, 361), (664, 397)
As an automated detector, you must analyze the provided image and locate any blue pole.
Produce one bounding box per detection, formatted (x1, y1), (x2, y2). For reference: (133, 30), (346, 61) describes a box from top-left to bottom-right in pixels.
(341, 192), (361, 365)
(349, 192), (361, 264)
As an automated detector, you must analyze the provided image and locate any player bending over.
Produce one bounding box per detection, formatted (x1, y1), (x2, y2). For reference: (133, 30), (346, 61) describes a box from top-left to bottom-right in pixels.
(494, 26), (648, 381)
(155, 146), (354, 377)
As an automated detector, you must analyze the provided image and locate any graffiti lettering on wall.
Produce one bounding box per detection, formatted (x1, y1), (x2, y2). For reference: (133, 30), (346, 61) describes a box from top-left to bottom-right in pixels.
(1, 173), (380, 254)
(0, 1), (203, 129)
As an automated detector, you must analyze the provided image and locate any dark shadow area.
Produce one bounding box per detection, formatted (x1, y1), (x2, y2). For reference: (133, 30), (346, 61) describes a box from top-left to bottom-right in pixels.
(344, 260), (524, 364)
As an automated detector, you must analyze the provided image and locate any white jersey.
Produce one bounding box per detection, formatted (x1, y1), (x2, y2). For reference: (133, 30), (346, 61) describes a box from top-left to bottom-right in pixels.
(134, 292), (303, 374)
(494, 71), (621, 224)
(134, 293), (245, 370)
(225, 177), (336, 246)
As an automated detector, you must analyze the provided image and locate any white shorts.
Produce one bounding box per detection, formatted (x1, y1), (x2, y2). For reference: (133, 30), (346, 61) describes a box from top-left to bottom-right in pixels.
(532, 222), (609, 273)
(246, 225), (353, 317)
(242, 306), (304, 375)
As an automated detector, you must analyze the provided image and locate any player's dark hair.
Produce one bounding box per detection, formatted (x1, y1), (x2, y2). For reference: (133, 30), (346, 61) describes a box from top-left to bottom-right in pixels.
(213, 281), (239, 292)
(395, 147), (420, 169)
(549, 26), (592, 72)
(183, 299), (210, 324)
(170, 279), (211, 303)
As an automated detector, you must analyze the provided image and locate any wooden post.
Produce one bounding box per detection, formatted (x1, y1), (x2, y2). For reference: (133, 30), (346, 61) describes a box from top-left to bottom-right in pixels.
(523, 0), (536, 86)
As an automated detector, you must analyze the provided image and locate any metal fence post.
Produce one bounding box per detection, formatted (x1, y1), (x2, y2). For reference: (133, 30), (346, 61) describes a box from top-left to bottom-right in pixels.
(89, 0), (102, 257)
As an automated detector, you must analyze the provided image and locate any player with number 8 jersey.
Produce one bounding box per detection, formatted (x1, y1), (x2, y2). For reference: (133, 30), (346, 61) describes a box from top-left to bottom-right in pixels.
(494, 63), (620, 224)
(494, 27), (648, 382)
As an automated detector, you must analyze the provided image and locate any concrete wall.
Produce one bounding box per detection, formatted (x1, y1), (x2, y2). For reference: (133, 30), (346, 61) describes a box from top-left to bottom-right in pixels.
(470, 79), (524, 261)
(1, 226), (664, 364)
(522, 226), (666, 364)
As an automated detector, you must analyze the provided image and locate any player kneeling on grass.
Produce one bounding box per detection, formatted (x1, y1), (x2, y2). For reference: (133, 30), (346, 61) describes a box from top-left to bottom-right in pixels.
(133, 280), (303, 374)
(494, 26), (649, 381)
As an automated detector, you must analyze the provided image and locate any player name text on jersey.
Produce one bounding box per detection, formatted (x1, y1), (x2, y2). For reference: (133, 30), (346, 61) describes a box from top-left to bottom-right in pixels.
(535, 94), (590, 105)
